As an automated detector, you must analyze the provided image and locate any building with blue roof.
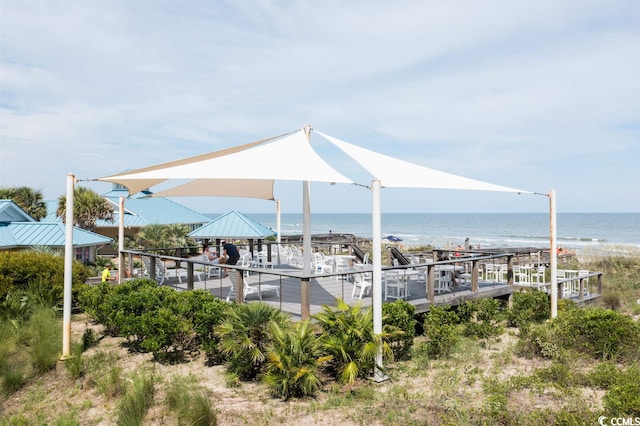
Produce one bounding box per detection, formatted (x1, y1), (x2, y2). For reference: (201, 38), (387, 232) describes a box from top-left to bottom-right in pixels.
(42, 184), (212, 250)
(0, 200), (112, 263)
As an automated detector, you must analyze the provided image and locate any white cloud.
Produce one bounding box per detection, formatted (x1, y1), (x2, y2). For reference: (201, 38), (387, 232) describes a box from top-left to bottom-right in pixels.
(0, 0), (638, 211)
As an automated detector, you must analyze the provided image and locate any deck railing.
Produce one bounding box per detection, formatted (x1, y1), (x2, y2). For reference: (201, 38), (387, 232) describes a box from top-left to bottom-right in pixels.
(117, 246), (601, 320)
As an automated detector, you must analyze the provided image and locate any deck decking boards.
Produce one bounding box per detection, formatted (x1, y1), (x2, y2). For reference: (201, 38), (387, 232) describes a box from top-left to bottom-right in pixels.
(162, 266), (539, 320)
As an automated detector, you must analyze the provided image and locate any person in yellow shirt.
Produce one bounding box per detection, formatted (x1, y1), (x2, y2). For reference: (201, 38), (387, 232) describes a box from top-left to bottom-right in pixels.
(102, 264), (115, 282)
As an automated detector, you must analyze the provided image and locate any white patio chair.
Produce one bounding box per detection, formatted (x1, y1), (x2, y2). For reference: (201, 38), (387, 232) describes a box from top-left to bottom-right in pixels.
(351, 272), (372, 299)
(141, 256), (165, 285)
(514, 265), (529, 286)
(530, 265), (546, 286)
(578, 269), (590, 296)
(434, 270), (452, 293)
(384, 271), (411, 300)
(226, 270), (280, 302)
(484, 263), (496, 282)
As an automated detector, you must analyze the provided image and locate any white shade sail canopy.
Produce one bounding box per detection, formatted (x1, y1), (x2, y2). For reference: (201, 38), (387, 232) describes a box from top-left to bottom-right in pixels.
(151, 178), (275, 200)
(94, 124), (536, 382)
(97, 130), (353, 195)
(316, 130), (528, 193)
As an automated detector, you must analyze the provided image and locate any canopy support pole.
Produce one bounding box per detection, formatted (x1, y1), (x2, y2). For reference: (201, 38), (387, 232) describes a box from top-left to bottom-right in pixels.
(371, 179), (388, 382)
(118, 196), (125, 283)
(61, 173), (75, 359)
(276, 199), (281, 265)
(549, 189), (558, 318)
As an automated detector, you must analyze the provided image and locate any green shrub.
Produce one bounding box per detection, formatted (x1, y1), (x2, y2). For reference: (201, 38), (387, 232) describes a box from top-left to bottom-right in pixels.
(314, 299), (393, 384)
(264, 320), (327, 399)
(550, 307), (640, 362)
(415, 305), (460, 360)
(458, 298), (505, 339)
(80, 280), (227, 364)
(0, 251), (88, 301)
(77, 282), (115, 330)
(114, 284), (195, 362)
(533, 360), (578, 388)
(585, 361), (623, 389)
(603, 364), (640, 416)
(507, 289), (550, 331)
(177, 290), (228, 364)
(382, 300), (416, 361)
(516, 321), (563, 360)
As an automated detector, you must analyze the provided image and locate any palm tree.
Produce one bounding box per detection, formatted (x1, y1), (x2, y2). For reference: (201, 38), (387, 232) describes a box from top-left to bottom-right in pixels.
(57, 187), (114, 232)
(314, 298), (393, 384)
(216, 302), (290, 381)
(264, 320), (329, 399)
(0, 186), (47, 221)
(164, 223), (191, 256)
(136, 224), (169, 251)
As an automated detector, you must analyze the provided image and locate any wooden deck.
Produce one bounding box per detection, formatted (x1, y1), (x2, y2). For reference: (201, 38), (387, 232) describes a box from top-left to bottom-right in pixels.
(160, 265), (598, 321)
(126, 249), (602, 321)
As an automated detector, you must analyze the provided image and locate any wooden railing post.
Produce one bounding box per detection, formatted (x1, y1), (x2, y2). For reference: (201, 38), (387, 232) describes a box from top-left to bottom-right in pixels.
(427, 265), (435, 302)
(149, 257), (157, 282)
(597, 273), (603, 295)
(301, 278), (310, 320)
(235, 270), (244, 304)
(507, 255), (515, 285)
(187, 262), (195, 291)
(471, 260), (479, 292)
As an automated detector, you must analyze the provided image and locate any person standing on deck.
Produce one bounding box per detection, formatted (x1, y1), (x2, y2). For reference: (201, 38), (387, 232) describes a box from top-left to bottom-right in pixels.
(221, 240), (240, 265)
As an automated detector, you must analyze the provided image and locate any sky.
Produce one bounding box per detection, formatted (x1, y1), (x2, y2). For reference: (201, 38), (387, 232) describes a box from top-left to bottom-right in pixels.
(1, 1), (639, 214)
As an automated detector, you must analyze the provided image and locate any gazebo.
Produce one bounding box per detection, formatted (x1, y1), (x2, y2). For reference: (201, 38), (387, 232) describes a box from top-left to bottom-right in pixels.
(188, 210), (276, 256)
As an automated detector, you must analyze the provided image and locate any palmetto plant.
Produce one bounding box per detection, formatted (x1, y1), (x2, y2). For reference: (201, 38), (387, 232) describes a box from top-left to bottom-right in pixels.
(314, 299), (393, 384)
(216, 302), (290, 381)
(264, 320), (329, 399)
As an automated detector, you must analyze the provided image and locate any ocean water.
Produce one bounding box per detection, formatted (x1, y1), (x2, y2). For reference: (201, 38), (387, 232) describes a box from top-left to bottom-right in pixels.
(209, 212), (640, 255)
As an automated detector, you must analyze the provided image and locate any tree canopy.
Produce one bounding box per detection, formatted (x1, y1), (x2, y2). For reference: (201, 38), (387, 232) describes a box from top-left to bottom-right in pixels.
(0, 186), (47, 221)
(57, 186), (114, 232)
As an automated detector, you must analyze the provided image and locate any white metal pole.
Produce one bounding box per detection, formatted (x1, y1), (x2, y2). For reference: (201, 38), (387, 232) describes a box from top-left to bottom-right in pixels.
(303, 182), (312, 274)
(276, 199), (281, 244)
(371, 179), (387, 381)
(549, 189), (558, 318)
(276, 199), (282, 265)
(62, 173), (75, 359)
(118, 196), (125, 283)
(302, 125), (312, 275)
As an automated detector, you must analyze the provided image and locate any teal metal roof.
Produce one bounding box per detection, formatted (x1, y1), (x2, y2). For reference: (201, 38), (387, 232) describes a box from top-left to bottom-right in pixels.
(41, 200), (61, 223)
(189, 210), (275, 239)
(42, 188), (211, 228)
(0, 200), (112, 249)
(0, 200), (35, 223)
(0, 222), (112, 248)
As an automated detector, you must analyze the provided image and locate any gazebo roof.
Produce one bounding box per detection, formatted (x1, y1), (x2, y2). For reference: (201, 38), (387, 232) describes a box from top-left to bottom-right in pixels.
(188, 210), (275, 240)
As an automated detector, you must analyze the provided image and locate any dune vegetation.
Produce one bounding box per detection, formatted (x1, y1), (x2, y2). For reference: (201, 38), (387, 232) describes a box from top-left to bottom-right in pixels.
(0, 251), (639, 425)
